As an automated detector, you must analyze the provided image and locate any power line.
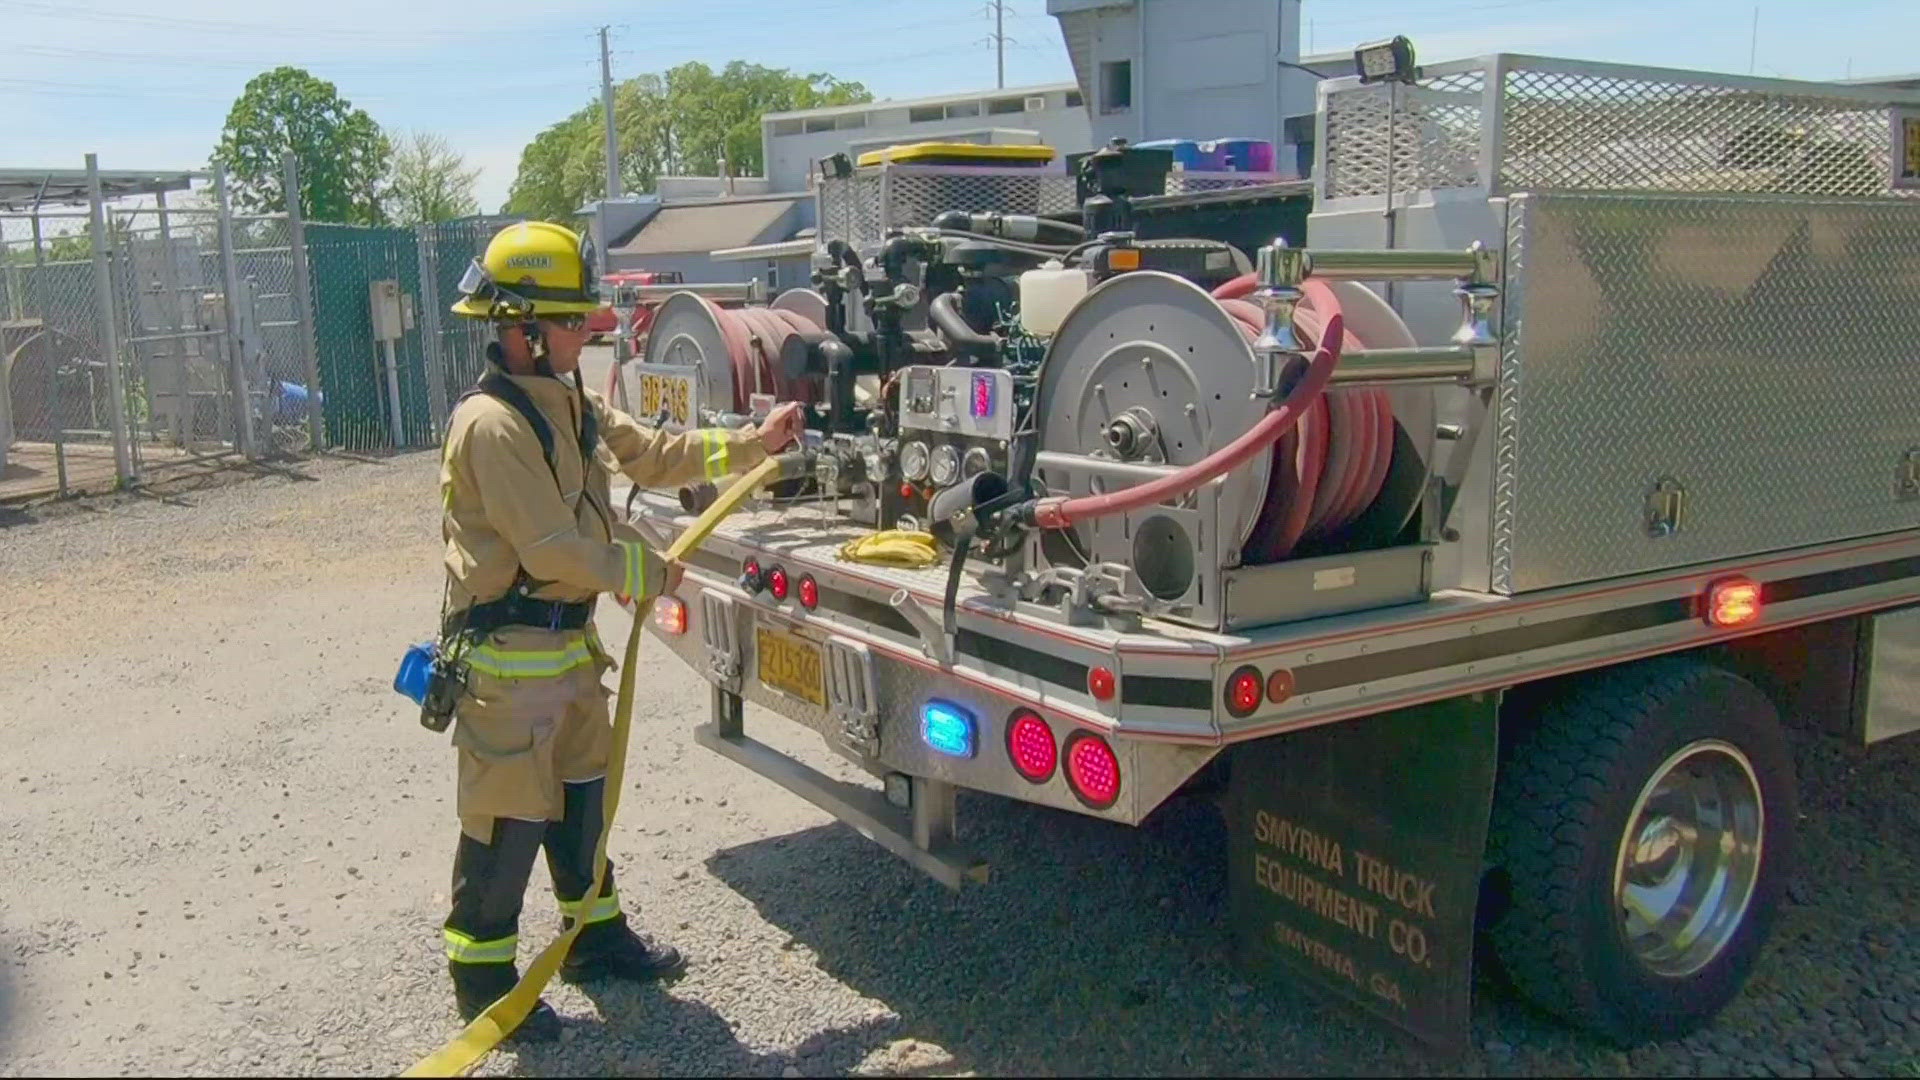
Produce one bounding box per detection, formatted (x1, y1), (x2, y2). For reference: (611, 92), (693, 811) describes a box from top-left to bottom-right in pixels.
(0, 0), (588, 43)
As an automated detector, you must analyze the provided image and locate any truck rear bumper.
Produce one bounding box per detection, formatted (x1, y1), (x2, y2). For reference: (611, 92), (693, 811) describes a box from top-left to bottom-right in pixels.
(696, 686), (988, 889)
(648, 575), (1225, 831)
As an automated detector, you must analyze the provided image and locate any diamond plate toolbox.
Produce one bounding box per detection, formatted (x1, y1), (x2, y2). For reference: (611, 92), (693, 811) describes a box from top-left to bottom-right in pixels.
(1493, 191), (1920, 593)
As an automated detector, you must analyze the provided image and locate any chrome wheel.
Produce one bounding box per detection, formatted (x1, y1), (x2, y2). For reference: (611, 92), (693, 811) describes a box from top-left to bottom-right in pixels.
(1613, 738), (1765, 978)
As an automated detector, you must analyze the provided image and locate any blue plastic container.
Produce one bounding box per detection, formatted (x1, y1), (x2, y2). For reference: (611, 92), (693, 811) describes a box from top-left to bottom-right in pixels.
(1133, 139), (1208, 171)
(274, 381), (322, 424)
(394, 641), (438, 707)
(1200, 138), (1276, 172)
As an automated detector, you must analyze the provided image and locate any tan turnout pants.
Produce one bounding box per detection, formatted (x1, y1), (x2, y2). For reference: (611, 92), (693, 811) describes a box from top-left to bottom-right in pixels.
(450, 625), (616, 844)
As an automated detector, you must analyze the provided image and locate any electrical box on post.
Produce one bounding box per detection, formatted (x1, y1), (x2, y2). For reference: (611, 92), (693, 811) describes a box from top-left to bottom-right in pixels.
(369, 279), (404, 342)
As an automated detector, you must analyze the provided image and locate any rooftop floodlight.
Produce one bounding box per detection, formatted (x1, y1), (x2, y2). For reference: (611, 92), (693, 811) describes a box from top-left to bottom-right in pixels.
(1354, 36), (1417, 84)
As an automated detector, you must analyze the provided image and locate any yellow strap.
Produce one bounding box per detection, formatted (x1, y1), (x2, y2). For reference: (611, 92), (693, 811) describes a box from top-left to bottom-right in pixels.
(403, 453), (786, 1078)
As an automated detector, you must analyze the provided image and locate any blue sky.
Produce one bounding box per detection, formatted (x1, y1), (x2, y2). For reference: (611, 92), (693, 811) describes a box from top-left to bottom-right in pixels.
(7, 0), (1918, 215)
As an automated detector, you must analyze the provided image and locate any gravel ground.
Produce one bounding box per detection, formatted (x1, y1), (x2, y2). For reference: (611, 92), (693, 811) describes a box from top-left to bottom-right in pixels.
(0, 451), (1916, 1078)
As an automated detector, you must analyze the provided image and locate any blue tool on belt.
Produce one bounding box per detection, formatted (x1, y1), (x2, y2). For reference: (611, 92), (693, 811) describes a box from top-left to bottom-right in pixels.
(393, 640), (469, 732)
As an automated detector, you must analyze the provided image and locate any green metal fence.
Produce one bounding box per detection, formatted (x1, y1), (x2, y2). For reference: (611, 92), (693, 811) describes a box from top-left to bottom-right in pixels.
(306, 223), (435, 453)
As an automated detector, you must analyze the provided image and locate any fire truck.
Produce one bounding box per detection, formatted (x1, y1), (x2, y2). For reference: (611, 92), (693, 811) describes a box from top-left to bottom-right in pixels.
(612, 51), (1920, 1053)
(587, 269), (685, 343)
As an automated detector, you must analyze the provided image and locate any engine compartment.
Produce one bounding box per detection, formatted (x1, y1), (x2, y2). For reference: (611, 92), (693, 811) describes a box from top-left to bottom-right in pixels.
(630, 140), (1499, 634)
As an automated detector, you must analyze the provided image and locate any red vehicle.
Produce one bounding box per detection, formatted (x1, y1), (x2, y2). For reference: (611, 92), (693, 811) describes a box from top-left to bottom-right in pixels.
(587, 270), (684, 339)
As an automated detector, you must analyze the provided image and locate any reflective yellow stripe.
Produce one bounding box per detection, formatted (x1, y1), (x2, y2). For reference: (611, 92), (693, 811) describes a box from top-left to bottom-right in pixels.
(444, 928), (517, 964)
(555, 890), (621, 925)
(462, 637), (597, 679)
(701, 429), (729, 481)
(622, 541), (646, 601)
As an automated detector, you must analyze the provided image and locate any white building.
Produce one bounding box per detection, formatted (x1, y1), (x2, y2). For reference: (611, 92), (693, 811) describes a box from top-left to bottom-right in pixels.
(1047, 0), (1313, 170)
(759, 82), (1095, 193)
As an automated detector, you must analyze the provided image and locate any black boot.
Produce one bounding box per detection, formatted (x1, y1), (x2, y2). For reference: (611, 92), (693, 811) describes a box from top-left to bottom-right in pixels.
(445, 818), (561, 1043)
(545, 779), (687, 985)
(560, 916), (687, 985)
(450, 959), (563, 1044)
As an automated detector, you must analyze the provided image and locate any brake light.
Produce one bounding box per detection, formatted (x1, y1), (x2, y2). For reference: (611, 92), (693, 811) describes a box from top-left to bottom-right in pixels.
(1225, 666), (1263, 718)
(798, 575), (819, 610)
(1006, 710), (1057, 783)
(768, 566), (790, 601)
(1064, 731), (1121, 809)
(1706, 577), (1762, 628)
(922, 700), (976, 758)
(653, 596), (687, 636)
(741, 558), (763, 593)
(1087, 665), (1117, 702)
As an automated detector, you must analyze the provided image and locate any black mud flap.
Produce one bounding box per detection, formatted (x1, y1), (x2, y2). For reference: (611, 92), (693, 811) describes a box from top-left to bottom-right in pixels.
(1226, 693), (1499, 1057)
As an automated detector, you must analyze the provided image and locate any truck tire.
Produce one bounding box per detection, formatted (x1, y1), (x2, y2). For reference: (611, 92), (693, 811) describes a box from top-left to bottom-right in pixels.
(1488, 657), (1797, 1045)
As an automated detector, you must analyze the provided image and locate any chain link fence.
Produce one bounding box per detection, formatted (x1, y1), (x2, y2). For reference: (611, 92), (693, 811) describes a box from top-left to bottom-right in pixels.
(417, 214), (524, 435)
(2, 156), (522, 503)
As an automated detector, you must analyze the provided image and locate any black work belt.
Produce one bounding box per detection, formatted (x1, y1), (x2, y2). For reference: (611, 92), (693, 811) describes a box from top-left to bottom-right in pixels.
(451, 593), (595, 637)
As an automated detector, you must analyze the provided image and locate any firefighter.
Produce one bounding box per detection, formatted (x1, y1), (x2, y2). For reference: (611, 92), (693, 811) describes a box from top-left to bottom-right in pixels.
(437, 220), (802, 1042)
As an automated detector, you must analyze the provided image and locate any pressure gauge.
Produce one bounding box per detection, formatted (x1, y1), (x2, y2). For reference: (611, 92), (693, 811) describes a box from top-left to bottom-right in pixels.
(962, 446), (991, 479)
(930, 444), (961, 487)
(900, 441), (930, 482)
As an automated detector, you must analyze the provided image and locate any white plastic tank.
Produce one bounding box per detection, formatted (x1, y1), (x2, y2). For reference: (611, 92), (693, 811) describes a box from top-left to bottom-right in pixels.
(1018, 262), (1090, 336)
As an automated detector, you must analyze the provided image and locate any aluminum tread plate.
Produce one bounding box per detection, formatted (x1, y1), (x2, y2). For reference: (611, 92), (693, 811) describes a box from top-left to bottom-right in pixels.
(1497, 192), (1920, 593)
(629, 488), (1252, 655)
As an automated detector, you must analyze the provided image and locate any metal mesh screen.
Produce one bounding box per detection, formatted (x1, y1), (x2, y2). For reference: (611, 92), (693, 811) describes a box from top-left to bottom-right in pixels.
(1321, 57), (1920, 202)
(1322, 70), (1487, 199)
(815, 165), (1286, 249)
(1500, 67), (1911, 198)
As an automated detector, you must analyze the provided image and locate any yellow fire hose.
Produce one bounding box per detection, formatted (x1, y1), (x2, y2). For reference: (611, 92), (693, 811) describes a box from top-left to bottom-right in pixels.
(403, 454), (786, 1078)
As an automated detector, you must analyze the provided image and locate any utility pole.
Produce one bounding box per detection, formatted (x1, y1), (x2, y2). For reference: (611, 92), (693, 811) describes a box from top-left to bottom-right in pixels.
(995, 0), (1005, 88)
(600, 25), (621, 201)
(1747, 5), (1758, 75)
(983, 0), (1011, 89)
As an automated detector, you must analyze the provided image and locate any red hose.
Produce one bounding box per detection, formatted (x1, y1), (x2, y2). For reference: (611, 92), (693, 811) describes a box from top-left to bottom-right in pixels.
(1030, 308), (1346, 531)
(1214, 275), (1398, 555)
(1213, 271), (1258, 301)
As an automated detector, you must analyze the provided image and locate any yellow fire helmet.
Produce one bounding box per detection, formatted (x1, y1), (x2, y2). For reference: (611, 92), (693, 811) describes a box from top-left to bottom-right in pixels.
(451, 220), (602, 320)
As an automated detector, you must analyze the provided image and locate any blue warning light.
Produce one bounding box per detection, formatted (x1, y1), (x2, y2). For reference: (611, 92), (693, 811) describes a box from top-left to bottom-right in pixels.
(921, 700), (977, 759)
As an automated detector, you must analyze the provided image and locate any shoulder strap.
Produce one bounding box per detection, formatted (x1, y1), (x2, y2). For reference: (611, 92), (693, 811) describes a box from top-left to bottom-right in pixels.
(474, 370), (563, 491)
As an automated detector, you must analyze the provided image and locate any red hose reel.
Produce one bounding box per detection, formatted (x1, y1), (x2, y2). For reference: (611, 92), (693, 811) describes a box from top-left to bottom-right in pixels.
(1213, 275), (1395, 563)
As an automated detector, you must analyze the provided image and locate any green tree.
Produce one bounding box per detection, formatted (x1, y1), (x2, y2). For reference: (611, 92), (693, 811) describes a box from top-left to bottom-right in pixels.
(212, 66), (392, 226)
(388, 131), (481, 226)
(505, 60), (871, 223)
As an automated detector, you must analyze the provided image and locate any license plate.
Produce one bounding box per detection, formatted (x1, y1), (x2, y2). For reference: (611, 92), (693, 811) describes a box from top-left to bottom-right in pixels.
(756, 622), (825, 707)
(637, 371), (694, 427)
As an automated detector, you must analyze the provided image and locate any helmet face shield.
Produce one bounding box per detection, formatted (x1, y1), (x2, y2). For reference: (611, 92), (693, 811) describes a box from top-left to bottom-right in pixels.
(578, 232), (601, 303)
(456, 258), (493, 302)
(457, 257), (533, 317)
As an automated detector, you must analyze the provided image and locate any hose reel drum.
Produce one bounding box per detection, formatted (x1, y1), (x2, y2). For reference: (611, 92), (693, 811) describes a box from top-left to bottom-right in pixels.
(1029, 270), (1435, 623)
(1031, 272), (1272, 607)
(640, 288), (835, 424)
